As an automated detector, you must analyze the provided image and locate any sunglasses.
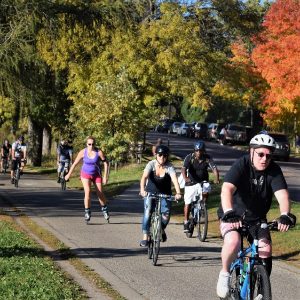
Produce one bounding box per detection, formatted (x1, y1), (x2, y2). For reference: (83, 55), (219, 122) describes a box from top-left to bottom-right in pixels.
(87, 143), (94, 146)
(157, 153), (168, 158)
(254, 149), (272, 160)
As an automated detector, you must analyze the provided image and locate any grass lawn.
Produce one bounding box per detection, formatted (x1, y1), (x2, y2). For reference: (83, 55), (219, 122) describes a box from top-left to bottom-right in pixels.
(0, 215), (86, 299)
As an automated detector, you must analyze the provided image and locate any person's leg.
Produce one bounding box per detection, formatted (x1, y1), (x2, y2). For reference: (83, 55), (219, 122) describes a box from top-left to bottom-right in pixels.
(94, 179), (109, 220)
(141, 196), (153, 243)
(160, 198), (172, 242)
(81, 178), (92, 209)
(183, 185), (196, 231)
(253, 226), (272, 275)
(217, 223), (241, 298)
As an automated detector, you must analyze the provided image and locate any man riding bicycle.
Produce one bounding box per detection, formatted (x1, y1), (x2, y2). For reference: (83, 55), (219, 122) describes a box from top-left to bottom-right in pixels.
(57, 139), (73, 183)
(181, 141), (219, 233)
(1, 139), (11, 172)
(216, 133), (296, 299)
(11, 135), (27, 184)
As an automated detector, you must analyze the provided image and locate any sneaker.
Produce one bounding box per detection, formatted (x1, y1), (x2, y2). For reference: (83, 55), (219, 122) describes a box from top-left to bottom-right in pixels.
(140, 240), (148, 247)
(102, 206), (110, 221)
(183, 222), (190, 233)
(162, 229), (167, 242)
(216, 271), (231, 298)
(84, 209), (91, 222)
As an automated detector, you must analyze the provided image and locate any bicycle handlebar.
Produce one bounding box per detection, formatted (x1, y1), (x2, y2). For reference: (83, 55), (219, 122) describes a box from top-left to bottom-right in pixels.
(145, 192), (177, 201)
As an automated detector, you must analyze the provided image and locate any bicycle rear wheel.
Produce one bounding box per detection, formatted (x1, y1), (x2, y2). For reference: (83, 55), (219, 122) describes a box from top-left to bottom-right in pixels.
(250, 265), (272, 300)
(152, 213), (161, 266)
(197, 203), (208, 242)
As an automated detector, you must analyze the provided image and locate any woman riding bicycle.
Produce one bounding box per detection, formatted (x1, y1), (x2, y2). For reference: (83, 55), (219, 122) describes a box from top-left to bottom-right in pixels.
(216, 133), (296, 299)
(139, 145), (181, 247)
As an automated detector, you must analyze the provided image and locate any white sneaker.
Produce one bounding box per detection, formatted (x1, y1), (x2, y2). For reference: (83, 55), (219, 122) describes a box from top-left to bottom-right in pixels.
(217, 271), (231, 298)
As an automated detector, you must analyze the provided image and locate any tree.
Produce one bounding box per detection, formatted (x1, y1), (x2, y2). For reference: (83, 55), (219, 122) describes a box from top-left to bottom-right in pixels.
(251, 0), (300, 133)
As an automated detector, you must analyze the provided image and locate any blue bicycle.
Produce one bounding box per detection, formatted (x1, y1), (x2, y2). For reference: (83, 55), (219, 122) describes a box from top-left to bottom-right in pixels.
(227, 218), (295, 300)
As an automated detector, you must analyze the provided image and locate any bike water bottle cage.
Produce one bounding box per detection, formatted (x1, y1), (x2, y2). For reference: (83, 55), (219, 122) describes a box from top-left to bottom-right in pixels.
(221, 210), (241, 223)
(278, 213), (297, 227)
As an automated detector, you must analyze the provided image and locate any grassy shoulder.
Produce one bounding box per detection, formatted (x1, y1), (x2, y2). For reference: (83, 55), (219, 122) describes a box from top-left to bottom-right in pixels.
(0, 214), (86, 299)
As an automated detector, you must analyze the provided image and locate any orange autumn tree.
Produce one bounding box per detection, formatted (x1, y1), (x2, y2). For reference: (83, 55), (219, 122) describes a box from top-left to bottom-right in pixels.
(212, 40), (268, 127)
(252, 0), (300, 132)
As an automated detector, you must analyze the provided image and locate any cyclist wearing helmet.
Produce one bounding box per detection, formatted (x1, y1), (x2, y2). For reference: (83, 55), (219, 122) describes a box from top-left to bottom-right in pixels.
(139, 145), (182, 247)
(181, 140), (219, 233)
(57, 139), (73, 183)
(216, 133), (296, 299)
(11, 135), (27, 184)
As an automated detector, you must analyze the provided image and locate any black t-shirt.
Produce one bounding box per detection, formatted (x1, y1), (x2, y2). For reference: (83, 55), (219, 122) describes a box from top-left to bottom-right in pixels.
(217, 155), (287, 222)
(2, 144), (11, 156)
(183, 153), (216, 186)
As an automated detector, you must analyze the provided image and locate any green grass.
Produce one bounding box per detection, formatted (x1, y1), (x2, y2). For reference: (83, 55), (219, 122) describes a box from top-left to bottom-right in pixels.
(0, 215), (86, 300)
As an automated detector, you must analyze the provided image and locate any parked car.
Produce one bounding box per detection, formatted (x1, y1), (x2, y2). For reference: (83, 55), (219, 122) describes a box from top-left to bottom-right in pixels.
(222, 124), (247, 145)
(171, 122), (183, 134)
(194, 122), (208, 139)
(155, 119), (173, 133)
(269, 133), (290, 161)
(207, 123), (226, 141)
(177, 123), (191, 136)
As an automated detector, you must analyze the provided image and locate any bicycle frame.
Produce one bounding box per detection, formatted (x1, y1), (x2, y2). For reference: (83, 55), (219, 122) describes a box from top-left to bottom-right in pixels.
(146, 193), (175, 266)
(229, 222), (274, 300)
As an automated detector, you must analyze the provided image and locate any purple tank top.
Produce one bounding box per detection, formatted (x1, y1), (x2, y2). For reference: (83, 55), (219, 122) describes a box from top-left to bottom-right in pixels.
(81, 148), (101, 175)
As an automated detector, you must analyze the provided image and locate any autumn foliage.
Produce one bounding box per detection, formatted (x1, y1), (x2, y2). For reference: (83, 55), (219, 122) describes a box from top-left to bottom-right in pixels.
(251, 0), (300, 128)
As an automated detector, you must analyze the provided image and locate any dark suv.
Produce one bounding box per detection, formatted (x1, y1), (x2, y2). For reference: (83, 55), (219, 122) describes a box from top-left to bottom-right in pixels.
(269, 133), (290, 161)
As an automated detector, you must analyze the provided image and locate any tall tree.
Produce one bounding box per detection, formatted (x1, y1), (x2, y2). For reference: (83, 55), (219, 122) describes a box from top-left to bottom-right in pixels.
(251, 0), (300, 133)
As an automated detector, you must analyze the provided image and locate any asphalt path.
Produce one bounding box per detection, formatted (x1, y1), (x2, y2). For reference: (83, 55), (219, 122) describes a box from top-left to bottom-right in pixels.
(0, 163), (299, 299)
(147, 131), (300, 202)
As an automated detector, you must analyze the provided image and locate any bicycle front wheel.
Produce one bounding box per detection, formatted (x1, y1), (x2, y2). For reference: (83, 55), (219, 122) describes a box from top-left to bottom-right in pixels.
(152, 213), (162, 266)
(61, 178), (66, 190)
(228, 267), (240, 300)
(251, 265), (272, 300)
(197, 204), (208, 242)
(14, 169), (20, 188)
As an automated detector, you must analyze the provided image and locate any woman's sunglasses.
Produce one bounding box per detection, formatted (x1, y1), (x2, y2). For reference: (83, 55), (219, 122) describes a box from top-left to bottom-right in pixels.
(157, 153), (168, 158)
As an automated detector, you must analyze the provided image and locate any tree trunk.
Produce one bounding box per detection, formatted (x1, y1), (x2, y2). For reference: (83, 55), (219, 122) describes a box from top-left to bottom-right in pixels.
(42, 126), (52, 156)
(28, 117), (43, 166)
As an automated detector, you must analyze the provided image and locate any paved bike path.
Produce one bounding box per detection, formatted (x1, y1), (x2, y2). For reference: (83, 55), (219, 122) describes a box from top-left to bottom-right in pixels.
(0, 173), (299, 300)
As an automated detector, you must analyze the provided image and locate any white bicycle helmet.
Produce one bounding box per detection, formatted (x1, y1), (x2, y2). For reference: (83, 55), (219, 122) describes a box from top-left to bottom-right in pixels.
(249, 134), (275, 151)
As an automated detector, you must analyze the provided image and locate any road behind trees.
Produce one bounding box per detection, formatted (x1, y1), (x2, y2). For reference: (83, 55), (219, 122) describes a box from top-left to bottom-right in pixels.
(0, 168), (299, 299)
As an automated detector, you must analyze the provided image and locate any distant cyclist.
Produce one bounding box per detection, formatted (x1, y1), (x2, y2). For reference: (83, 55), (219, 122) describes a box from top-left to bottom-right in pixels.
(216, 133), (296, 299)
(139, 145), (182, 247)
(11, 135), (27, 183)
(57, 139), (73, 183)
(181, 141), (219, 233)
(1, 139), (11, 172)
